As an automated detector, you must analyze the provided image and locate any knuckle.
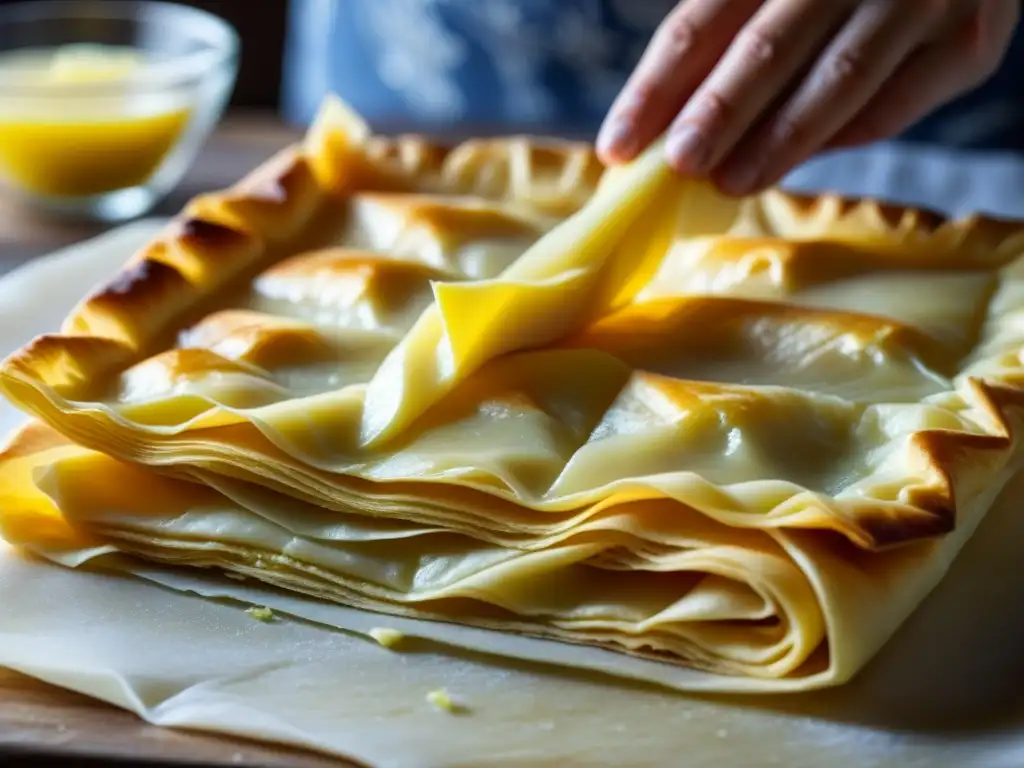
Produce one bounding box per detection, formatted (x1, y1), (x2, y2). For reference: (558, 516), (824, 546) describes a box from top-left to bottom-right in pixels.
(631, 79), (656, 105)
(691, 89), (739, 131)
(655, 9), (700, 59)
(621, 77), (657, 115)
(736, 23), (782, 69)
(826, 46), (873, 87)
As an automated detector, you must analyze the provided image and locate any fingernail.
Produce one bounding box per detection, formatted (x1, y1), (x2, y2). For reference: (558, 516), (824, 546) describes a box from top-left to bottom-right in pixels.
(717, 161), (762, 196)
(666, 125), (710, 173)
(596, 118), (636, 162)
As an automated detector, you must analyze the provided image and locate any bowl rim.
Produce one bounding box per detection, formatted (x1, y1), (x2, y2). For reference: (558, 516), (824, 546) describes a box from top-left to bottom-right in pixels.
(0, 0), (240, 96)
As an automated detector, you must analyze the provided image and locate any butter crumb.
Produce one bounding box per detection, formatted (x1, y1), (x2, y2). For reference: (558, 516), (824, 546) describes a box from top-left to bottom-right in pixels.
(369, 627), (404, 648)
(245, 605), (274, 622)
(426, 688), (465, 714)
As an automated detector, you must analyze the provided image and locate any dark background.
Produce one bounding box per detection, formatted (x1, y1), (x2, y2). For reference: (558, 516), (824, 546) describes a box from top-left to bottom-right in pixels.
(0, 0), (288, 108)
(165, 0), (287, 107)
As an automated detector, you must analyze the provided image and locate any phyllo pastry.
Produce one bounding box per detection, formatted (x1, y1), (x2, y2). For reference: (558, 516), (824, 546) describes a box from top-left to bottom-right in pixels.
(3, 96), (1024, 692)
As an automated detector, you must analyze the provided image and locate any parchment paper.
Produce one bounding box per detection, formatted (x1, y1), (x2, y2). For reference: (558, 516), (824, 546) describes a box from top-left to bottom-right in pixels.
(3, 149), (1024, 766)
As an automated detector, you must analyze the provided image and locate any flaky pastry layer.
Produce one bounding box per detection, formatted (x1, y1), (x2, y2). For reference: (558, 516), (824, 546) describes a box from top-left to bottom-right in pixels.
(3, 99), (1024, 549)
(4, 96), (1024, 684)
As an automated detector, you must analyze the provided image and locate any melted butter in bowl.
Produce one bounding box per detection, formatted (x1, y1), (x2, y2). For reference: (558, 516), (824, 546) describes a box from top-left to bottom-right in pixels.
(0, 46), (193, 198)
(0, 1), (238, 221)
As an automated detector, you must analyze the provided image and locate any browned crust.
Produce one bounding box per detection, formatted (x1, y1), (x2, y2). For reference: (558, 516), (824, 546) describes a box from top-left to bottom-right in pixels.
(179, 310), (337, 369)
(827, 379), (1024, 550)
(768, 189), (949, 231)
(1, 103), (599, 396)
(4, 99), (1024, 553)
(776, 188), (1024, 243)
(757, 189), (1024, 263)
(257, 247), (451, 282)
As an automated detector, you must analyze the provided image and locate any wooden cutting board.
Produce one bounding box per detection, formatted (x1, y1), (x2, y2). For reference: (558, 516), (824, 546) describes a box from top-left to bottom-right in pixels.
(0, 670), (355, 766)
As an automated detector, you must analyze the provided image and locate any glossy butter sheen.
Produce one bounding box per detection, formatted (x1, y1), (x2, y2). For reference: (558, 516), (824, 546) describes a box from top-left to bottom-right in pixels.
(2, 96), (1024, 690)
(0, 47), (191, 197)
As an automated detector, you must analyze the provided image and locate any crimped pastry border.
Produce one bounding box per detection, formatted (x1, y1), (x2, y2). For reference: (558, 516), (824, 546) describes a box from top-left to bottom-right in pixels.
(4, 96), (1024, 554)
(3, 97), (603, 396)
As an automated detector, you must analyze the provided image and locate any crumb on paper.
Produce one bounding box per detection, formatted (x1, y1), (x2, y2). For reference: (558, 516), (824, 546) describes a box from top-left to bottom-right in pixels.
(426, 687), (466, 714)
(369, 627), (405, 648)
(716, 728), (729, 739)
(245, 605), (275, 622)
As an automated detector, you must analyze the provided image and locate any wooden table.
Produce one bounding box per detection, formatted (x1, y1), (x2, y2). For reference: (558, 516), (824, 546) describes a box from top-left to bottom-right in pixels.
(0, 113), (357, 767)
(0, 671), (348, 767)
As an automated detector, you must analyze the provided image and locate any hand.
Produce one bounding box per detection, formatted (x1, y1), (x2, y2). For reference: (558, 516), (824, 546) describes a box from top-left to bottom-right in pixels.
(596, 0), (1020, 195)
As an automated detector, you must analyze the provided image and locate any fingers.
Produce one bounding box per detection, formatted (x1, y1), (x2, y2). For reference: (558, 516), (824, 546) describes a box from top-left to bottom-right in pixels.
(826, 0), (1019, 149)
(601, 0), (1017, 191)
(596, 0), (761, 165)
(663, 0), (853, 176)
(713, 0), (931, 194)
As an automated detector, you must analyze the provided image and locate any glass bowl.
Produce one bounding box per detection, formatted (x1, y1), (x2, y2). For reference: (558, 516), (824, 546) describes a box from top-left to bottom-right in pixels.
(0, 1), (239, 222)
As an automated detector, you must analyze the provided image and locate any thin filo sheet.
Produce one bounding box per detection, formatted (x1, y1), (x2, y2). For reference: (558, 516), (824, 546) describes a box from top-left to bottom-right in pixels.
(3, 98), (1024, 691)
(3, 224), (1024, 768)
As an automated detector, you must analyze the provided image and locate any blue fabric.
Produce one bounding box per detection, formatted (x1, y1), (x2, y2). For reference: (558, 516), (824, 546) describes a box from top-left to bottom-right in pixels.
(282, 0), (1024, 149)
(282, 0), (672, 133)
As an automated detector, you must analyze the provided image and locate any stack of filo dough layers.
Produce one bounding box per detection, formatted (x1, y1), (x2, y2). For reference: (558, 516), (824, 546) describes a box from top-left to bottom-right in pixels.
(3, 96), (1024, 692)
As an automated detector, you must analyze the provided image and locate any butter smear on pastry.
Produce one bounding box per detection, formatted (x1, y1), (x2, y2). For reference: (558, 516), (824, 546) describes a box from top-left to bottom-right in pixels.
(2, 95), (1024, 693)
